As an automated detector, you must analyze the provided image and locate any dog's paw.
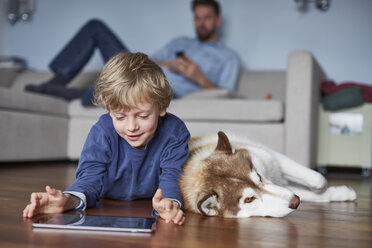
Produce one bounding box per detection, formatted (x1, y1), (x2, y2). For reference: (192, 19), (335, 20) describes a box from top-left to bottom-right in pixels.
(325, 186), (357, 202)
(309, 173), (328, 193)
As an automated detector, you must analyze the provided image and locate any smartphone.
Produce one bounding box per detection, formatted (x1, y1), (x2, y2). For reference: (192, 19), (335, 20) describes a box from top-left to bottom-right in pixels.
(175, 51), (185, 57)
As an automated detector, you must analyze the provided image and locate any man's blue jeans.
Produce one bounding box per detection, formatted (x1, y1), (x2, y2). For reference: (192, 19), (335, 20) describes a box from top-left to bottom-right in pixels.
(50, 19), (128, 80)
(48, 19), (128, 105)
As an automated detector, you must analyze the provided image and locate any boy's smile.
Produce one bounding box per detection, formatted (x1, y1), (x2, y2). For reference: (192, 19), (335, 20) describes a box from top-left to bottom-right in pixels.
(110, 102), (166, 149)
(127, 134), (142, 141)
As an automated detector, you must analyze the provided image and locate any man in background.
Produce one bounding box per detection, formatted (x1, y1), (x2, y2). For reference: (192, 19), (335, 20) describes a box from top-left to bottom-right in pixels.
(25, 0), (240, 105)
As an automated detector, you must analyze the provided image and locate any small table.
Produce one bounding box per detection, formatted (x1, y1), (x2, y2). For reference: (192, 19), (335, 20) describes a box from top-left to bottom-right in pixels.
(317, 103), (372, 176)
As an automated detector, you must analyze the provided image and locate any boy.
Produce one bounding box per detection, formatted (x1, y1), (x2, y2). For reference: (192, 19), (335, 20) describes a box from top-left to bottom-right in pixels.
(23, 52), (190, 225)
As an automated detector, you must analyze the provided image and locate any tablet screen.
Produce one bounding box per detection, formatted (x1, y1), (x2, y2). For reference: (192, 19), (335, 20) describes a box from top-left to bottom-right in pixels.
(32, 214), (156, 233)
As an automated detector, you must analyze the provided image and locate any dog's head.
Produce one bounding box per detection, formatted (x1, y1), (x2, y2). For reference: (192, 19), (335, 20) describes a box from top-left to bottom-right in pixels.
(192, 131), (300, 218)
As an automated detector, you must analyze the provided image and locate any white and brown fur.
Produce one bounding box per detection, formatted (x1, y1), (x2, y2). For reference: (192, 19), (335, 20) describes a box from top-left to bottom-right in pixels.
(179, 131), (357, 218)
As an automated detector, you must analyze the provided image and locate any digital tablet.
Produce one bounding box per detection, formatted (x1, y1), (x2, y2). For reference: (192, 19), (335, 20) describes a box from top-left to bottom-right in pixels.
(32, 214), (156, 233)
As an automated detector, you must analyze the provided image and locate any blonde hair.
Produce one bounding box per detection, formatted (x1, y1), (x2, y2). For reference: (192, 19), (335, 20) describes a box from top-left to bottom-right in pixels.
(94, 52), (173, 111)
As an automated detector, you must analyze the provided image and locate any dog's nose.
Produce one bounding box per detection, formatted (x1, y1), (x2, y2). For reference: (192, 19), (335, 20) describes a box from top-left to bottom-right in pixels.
(289, 195), (300, 209)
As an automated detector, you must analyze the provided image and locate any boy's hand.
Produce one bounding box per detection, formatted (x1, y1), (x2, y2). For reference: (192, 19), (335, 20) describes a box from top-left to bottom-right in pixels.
(23, 185), (78, 218)
(152, 189), (185, 225)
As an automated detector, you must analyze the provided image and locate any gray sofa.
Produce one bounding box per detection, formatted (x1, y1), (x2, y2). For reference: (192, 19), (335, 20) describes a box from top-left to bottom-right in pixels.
(0, 50), (326, 168)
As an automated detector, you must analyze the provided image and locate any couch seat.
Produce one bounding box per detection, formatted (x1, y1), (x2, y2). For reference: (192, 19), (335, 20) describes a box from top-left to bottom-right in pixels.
(168, 99), (284, 122)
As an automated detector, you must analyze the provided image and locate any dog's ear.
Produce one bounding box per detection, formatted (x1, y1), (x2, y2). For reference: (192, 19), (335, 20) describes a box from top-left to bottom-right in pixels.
(215, 131), (232, 154)
(197, 192), (219, 216)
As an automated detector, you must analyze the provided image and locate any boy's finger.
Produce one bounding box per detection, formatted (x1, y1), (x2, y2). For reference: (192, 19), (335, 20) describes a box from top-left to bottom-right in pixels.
(163, 199), (174, 212)
(174, 215), (186, 226)
(45, 185), (57, 195)
(165, 218), (171, 224)
(22, 205), (29, 218)
(30, 192), (48, 209)
(28, 205), (36, 218)
(172, 210), (184, 225)
(23, 204), (35, 218)
(30, 192), (40, 206)
(152, 189), (163, 203)
(179, 216), (186, 225)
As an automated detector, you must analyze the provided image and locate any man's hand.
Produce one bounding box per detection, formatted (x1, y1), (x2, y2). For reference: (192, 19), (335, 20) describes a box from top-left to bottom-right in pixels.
(174, 55), (203, 81)
(152, 189), (185, 225)
(23, 185), (79, 218)
(155, 56), (217, 89)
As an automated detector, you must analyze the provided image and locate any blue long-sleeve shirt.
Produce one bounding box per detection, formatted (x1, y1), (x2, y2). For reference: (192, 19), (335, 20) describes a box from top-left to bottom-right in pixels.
(151, 37), (241, 98)
(66, 112), (190, 209)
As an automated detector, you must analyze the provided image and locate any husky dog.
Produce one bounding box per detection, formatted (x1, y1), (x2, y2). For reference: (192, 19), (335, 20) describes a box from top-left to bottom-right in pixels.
(179, 131), (357, 218)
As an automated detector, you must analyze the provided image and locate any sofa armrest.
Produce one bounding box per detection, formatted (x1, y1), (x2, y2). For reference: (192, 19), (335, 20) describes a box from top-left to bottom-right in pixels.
(0, 68), (25, 88)
(285, 51), (326, 168)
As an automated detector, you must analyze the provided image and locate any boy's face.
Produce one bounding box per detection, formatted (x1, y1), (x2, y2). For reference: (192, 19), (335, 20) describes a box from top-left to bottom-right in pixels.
(110, 102), (166, 149)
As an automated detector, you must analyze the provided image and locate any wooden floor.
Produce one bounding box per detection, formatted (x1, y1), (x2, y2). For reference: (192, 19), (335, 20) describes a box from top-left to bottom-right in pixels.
(0, 162), (371, 248)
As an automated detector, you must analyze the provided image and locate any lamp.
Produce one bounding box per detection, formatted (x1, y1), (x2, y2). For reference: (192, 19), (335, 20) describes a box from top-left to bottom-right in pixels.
(8, 0), (36, 25)
(295, 0), (330, 12)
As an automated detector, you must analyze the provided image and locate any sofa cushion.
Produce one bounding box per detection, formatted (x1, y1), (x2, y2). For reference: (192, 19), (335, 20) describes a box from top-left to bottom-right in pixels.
(0, 68), (25, 88)
(182, 88), (236, 99)
(0, 88), (67, 116)
(10, 69), (99, 92)
(68, 99), (107, 118)
(168, 99), (284, 122)
(237, 71), (286, 101)
(10, 70), (53, 93)
(68, 97), (283, 122)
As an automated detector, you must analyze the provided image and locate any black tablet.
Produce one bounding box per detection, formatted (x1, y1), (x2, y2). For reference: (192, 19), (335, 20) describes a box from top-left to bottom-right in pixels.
(32, 214), (156, 233)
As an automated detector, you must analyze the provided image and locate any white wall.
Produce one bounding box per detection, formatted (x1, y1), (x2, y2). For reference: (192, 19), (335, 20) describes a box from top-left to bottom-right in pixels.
(5, 0), (372, 84)
(0, 0), (9, 54)
(222, 0), (372, 83)
(7, 0), (193, 72)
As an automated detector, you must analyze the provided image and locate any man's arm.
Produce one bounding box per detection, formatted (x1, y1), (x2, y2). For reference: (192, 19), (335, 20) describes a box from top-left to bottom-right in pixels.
(154, 56), (218, 89)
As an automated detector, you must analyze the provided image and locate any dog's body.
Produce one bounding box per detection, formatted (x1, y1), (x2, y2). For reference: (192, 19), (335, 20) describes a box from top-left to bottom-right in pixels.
(179, 132), (357, 218)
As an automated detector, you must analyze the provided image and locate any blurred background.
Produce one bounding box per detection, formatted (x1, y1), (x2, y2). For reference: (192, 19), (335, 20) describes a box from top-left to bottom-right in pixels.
(0, 0), (371, 84)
